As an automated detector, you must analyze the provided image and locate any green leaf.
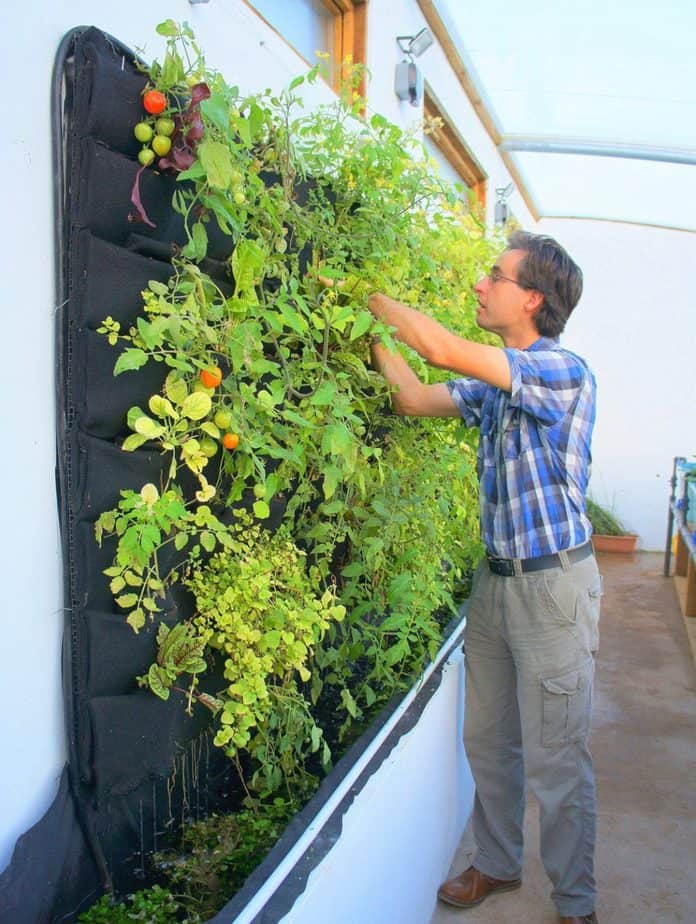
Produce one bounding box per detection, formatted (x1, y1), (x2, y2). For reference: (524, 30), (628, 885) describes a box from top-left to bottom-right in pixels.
(174, 532), (189, 551)
(197, 140), (233, 190)
(310, 381), (336, 406)
(156, 19), (179, 36)
(200, 530), (216, 552)
(176, 160), (206, 182)
(183, 221), (208, 261)
(253, 500), (270, 519)
(114, 348), (148, 376)
(147, 663), (172, 699)
(109, 576), (126, 595)
(165, 372), (189, 405)
(149, 395), (178, 419)
(121, 434), (148, 452)
(181, 392), (212, 420)
(127, 608), (146, 633)
(322, 465), (342, 500)
(340, 688), (360, 719)
(232, 239), (266, 295)
(200, 93), (231, 135)
(200, 421), (221, 438)
(322, 422), (353, 457)
(134, 416), (166, 439)
(115, 593), (139, 609)
(278, 301), (308, 335)
(148, 280), (169, 297)
(350, 310), (374, 341)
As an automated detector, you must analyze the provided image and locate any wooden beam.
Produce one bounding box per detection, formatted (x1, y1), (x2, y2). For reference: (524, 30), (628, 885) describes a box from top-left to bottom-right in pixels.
(416, 0), (540, 222)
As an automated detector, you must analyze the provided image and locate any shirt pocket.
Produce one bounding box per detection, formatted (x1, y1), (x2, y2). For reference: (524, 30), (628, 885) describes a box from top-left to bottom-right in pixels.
(541, 659), (594, 748)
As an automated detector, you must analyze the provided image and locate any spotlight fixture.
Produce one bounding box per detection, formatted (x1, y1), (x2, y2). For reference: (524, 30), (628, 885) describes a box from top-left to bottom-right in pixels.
(394, 28), (434, 107)
(494, 182), (514, 226)
(396, 28), (434, 59)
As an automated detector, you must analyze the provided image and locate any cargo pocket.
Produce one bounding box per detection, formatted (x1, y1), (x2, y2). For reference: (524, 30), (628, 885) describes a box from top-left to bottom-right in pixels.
(541, 659), (594, 747)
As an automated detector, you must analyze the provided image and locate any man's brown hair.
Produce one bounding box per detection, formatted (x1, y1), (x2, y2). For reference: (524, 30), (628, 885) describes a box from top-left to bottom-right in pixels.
(507, 231), (583, 337)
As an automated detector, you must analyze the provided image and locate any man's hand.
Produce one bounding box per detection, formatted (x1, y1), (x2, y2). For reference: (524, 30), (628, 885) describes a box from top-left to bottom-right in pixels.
(368, 293), (511, 391)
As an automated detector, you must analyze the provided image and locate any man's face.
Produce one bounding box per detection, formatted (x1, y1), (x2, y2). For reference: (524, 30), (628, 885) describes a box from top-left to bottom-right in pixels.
(473, 249), (535, 338)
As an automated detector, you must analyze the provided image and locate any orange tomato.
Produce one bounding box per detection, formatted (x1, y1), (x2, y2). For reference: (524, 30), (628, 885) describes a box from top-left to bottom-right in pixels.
(199, 366), (223, 389)
(143, 90), (167, 115)
(222, 432), (240, 450)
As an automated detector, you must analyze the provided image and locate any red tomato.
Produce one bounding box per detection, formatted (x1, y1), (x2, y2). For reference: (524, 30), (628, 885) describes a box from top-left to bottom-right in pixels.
(143, 90), (167, 115)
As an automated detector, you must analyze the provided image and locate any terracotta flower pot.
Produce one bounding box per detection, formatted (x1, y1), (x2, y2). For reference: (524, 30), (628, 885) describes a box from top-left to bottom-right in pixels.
(591, 533), (639, 553)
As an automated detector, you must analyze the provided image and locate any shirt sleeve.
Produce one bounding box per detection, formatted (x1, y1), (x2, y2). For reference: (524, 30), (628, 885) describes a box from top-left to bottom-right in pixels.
(504, 348), (590, 427)
(445, 377), (488, 427)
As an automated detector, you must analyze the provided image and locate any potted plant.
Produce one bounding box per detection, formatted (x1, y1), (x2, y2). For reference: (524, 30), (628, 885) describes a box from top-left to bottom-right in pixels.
(586, 498), (639, 552)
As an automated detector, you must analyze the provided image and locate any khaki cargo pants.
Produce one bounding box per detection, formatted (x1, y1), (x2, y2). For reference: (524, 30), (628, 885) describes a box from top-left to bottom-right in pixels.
(463, 553), (602, 918)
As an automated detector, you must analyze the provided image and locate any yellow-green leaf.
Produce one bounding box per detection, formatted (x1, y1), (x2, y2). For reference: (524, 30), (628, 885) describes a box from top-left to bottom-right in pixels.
(182, 392), (212, 420)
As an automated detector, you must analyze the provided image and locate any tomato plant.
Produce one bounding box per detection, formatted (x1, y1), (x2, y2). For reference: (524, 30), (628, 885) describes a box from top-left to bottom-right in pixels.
(98, 19), (503, 822)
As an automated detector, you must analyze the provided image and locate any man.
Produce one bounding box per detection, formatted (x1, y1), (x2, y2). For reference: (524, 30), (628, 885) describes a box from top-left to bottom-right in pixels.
(367, 231), (601, 924)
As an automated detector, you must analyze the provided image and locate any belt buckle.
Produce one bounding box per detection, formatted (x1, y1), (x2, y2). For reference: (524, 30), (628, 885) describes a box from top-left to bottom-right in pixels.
(488, 555), (514, 577)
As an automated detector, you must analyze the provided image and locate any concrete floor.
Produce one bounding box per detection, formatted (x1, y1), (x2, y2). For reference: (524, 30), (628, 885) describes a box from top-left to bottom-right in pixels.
(429, 551), (696, 924)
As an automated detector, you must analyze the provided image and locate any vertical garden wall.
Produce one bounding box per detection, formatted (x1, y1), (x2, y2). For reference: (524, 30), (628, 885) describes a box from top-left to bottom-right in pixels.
(0, 20), (499, 922)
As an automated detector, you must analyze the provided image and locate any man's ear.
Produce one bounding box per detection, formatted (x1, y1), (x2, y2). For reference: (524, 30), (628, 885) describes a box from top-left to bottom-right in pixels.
(524, 290), (544, 319)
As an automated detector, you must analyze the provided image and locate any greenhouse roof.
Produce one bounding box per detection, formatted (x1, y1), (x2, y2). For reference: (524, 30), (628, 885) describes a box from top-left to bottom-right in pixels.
(430, 0), (696, 233)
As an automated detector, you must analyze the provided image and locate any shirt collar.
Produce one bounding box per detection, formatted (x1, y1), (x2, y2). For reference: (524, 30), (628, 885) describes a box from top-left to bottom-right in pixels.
(527, 336), (560, 352)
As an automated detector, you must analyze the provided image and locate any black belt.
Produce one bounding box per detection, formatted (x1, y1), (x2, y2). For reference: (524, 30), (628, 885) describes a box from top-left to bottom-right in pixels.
(486, 541), (593, 576)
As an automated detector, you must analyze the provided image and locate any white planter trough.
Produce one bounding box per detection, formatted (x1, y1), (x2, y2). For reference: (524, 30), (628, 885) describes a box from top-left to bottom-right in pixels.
(208, 608), (474, 924)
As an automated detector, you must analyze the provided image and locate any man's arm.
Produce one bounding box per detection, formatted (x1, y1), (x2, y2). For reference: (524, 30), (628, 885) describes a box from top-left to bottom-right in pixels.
(370, 342), (460, 417)
(368, 293), (511, 391)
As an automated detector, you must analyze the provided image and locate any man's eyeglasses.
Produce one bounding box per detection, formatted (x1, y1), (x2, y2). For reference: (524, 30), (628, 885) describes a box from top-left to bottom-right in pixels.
(488, 267), (523, 286)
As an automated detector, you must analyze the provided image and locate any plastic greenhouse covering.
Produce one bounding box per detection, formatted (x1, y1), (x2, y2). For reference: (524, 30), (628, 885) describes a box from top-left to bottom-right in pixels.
(435, 0), (696, 232)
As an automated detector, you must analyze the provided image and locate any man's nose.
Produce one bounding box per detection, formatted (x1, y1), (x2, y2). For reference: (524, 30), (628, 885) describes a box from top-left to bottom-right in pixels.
(474, 276), (487, 295)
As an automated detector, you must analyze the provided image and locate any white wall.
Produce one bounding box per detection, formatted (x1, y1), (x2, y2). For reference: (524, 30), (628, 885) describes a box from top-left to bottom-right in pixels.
(278, 652), (472, 924)
(539, 219), (696, 549)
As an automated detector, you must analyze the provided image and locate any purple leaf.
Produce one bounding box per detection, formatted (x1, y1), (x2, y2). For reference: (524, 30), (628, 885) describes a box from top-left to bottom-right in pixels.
(129, 165), (156, 228)
(190, 83), (211, 105)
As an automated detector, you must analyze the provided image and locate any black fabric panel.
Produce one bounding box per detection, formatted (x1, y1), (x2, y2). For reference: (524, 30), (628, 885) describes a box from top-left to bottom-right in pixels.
(71, 432), (171, 522)
(72, 29), (148, 155)
(73, 230), (174, 329)
(73, 139), (234, 262)
(89, 693), (212, 800)
(85, 610), (178, 698)
(0, 768), (101, 924)
(78, 329), (168, 439)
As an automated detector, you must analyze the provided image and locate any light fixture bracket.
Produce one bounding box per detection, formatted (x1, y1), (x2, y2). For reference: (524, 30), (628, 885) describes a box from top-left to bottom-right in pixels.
(396, 28), (434, 59)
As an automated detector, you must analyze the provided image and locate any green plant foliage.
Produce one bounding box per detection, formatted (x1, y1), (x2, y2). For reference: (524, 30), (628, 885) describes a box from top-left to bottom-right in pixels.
(152, 799), (298, 919)
(76, 884), (200, 923)
(94, 19), (502, 814)
(586, 498), (631, 536)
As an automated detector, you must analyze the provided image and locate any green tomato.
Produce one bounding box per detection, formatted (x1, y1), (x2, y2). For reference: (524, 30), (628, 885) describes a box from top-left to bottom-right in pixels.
(151, 135), (172, 156)
(138, 147), (155, 166)
(134, 122), (154, 143)
(200, 437), (219, 459)
(253, 483), (266, 499)
(214, 409), (233, 430)
(154, 117), (176, 137)
(233, 190), (246, 205)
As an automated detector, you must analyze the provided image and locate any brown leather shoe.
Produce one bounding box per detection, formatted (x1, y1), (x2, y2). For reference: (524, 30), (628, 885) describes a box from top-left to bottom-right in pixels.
(559, 914), (598, 924)
(437, 865), (522, 908)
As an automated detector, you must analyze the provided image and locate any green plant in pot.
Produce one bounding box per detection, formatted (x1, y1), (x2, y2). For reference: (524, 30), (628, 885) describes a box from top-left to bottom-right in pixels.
(586, 498), (638, 552)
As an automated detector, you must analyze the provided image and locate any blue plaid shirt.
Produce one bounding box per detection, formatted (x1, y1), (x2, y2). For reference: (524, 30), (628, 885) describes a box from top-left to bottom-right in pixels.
(447, 337), (596, 559)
